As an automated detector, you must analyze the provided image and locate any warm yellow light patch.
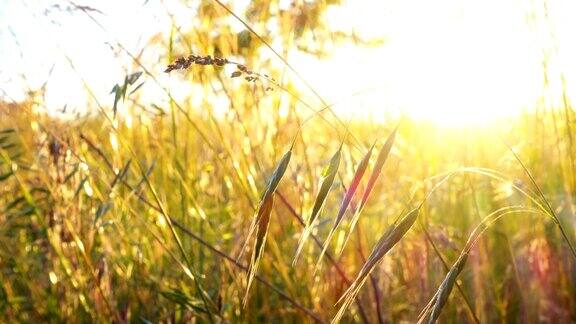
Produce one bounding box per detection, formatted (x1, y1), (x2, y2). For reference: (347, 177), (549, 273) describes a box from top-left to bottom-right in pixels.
(5, 0), (575, 128)
(290, 0), (576, 127)
(49, 271), (58, 285)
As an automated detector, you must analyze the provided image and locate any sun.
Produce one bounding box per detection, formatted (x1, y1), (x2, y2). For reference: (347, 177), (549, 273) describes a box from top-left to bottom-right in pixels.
(289, 0), (576, 127)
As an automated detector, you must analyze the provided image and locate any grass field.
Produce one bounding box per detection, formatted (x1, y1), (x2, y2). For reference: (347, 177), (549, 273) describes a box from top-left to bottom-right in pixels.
(1, 0), (576, 323)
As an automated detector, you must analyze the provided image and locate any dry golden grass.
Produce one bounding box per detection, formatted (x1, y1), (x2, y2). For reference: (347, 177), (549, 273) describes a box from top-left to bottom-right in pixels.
(1, 1), (576, 323)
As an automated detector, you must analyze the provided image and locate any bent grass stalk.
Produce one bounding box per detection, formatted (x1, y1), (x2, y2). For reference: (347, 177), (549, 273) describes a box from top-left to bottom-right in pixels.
(504, 142), (576, 259)
(417, 206), (546, 323)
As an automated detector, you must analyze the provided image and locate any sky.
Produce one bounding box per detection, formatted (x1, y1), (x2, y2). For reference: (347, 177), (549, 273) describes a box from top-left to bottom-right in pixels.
(0, 0), (169, 110)
(1, 0), (576, 126)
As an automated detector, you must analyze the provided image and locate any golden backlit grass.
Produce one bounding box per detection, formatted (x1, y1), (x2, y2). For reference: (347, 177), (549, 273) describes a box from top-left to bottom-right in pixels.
(1, 91), (575, 322)
(1, 1), (575, 322)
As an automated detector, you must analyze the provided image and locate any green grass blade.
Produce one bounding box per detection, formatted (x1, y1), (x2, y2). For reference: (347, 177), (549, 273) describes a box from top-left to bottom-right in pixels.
(293, 148), (341, 265)
(242, 149), (292, 304)
(243, 194), (274, 306)
(338, 127), (397, 257)
(315, 144), (374, 271)
(426, 253), (469, 324)
(332, 207), (419, 323)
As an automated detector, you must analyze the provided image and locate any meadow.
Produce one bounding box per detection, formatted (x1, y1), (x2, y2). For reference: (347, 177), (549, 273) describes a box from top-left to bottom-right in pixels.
(1, 0), (575, 323)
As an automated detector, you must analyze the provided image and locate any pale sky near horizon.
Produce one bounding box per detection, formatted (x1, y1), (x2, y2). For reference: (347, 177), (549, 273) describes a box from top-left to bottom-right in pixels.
(0, 0), (168, 109)
(1, 0), (576, 126)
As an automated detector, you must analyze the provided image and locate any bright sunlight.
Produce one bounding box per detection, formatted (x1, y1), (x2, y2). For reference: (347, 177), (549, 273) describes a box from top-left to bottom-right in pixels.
(295, 0), (576, 125)
(3, 0), (576, 125)
(1, 0), (575, 323)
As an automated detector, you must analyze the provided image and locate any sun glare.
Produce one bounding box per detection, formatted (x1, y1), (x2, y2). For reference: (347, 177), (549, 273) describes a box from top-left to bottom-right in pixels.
(2, 0), (575, 127)
(3, 1), (576, 322)
(290, 0), (576, 126)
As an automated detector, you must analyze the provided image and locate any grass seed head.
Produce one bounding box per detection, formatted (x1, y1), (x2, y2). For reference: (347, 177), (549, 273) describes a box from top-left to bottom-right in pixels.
(332, 207), (419, 323)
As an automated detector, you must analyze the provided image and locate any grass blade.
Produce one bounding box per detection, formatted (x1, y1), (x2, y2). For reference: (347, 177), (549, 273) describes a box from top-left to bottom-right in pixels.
(243, 194), (274, 306)
(418, 206), (543, 323)
(263, 149), (292, 199)
(0, 171), (13, 181)
(337, 127), (397, 257)
(110, 159), (131, 189)
(241, 149), (292, 257)
(425, 253), (469, 324)
(293, 147), (342, 265)
(504, 141), (576, 259)
(332, 206), (419, 323)
(315, 143), (374, 271)
(242, 149), (292, 304)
